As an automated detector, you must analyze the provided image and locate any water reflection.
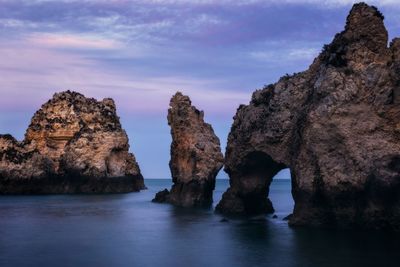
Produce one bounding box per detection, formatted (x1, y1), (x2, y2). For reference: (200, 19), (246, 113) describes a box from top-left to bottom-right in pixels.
(0, 179), (399, 267)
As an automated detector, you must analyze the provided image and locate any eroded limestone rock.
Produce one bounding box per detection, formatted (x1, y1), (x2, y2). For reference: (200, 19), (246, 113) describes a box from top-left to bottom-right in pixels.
(0, 91), (145, 193)
(153, 92), (223, 207)
(216, 3), (400, 230)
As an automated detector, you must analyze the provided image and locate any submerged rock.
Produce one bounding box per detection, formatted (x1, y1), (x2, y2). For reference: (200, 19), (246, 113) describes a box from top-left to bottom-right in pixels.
(0, 90), (145, 193)
(154, 92), (223, 207)
(216, 3), (400, 230)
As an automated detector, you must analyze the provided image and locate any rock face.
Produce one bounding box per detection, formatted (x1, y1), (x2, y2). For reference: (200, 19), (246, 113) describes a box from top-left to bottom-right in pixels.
(216, 3), (400, 230)
(153, 92), (223, 207)
(0, 91), (145, 193)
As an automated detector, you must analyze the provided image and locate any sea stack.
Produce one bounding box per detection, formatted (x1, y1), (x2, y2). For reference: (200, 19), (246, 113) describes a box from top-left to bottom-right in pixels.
(0, 90), (145, 193)
(216, 3), (400, 230)
(153, 92), (223, 207)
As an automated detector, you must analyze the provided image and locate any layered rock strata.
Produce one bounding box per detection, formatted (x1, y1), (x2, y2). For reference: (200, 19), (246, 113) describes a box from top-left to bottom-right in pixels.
(216, 3), (400, 230)
(0, 91), (145, 193)
(153, 92), (223, 207)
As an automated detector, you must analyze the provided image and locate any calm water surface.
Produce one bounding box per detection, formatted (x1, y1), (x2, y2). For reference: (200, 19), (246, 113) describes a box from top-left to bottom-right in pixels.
(0, 179), (399, 267)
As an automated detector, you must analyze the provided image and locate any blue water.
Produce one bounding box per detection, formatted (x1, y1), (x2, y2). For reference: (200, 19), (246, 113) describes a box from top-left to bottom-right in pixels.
(0, 179), (399, 267)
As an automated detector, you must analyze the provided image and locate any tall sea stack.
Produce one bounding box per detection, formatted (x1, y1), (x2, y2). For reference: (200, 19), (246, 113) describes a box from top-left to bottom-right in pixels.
(216, 3), (400, 230)
(0, 90), (145, 193)
(153, 92), (223, 207)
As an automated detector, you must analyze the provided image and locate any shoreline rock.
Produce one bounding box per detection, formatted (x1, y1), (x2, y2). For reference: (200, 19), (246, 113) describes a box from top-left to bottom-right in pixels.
(0, 90), (145, 194)
(153, 92), (223, 207)
(216, 3), (400, 230)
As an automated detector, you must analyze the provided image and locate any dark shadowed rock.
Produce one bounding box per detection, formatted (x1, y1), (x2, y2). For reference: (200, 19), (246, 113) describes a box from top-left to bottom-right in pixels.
(154, 92), (224, 207)
(0, 90), (145, 193)
(152, 188), (170, 203)
(216, 3), (400, 230)
(283, 214), (293, 221)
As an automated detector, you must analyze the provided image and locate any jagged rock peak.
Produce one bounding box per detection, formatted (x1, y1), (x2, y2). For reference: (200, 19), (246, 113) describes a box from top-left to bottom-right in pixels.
(153, 92), (223, 207)
(170, 91), (191, 106)
(346, 2), (385, 29)
(0, 90), (145, 194)
(168, 91), (205, 125)
(345, 2), (387, 46)
(319, 2), (388, 69)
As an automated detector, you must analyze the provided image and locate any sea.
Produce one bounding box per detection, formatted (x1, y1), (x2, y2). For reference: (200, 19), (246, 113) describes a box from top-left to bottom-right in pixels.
(0, 178), (399, 267)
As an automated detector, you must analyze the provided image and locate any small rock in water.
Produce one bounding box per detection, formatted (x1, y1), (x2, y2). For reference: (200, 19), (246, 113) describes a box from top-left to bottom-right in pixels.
(283, 214), (293, 221)
(272, 215), (278, 219)
(220, 218), (229, 223)
(152, 189), (170, 203)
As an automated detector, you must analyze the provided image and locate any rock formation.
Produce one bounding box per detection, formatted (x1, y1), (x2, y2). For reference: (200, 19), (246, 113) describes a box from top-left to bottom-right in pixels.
(0, 91), (145, 193)
(216, 3), (400, 230)
(153, 92), (223, 207)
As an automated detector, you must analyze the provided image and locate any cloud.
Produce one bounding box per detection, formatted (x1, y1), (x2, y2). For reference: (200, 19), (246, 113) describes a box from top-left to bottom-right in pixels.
(1, 0), (399, 50)
(250, 46), (319, 63)
(40, 0), (400, 7)
(51, 0), (399, 6)
(27, 32), (123, 50)
(0, 34), (249, 116)
(0, 18), (42, 28)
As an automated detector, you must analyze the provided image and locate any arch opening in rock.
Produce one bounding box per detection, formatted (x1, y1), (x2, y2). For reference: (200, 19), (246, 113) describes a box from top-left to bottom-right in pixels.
(217, 151), (288, 215)
(268, 168), (293, 215)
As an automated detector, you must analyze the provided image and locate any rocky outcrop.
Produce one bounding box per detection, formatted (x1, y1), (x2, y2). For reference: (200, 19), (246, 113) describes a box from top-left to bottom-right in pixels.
(0, 91), (145, 193)
(153, 92), (223, 207)
(216, 3), (400, 230)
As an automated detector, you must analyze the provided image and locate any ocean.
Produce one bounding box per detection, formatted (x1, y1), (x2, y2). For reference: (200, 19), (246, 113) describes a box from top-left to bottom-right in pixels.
(0, 179), (399, 267)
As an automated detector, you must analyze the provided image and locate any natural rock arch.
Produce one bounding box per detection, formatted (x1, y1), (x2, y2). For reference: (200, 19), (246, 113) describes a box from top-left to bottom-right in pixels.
(218, 151), (287, 215)
(216, 3), (400, 230)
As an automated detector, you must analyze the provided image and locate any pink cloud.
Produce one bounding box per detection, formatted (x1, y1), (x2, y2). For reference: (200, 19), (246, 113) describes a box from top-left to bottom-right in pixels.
(27, 33), (123, 50)
(0, 36), (249, 116)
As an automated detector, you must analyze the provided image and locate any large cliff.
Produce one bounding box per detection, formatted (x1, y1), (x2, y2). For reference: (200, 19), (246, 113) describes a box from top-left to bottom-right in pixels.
(216, 3), (400, 230)
(0, 91), (145, 193)
(153, 92), (223, 207)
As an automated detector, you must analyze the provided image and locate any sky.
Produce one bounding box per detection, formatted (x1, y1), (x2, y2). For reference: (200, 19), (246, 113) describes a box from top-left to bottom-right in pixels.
(0, 0), (399, 178)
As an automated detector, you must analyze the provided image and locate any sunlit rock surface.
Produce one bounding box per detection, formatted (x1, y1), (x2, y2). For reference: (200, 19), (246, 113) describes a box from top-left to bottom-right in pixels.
(216, 3), (400, 230)
(153, 92), (223, 207)
(0, 91), (145, 193)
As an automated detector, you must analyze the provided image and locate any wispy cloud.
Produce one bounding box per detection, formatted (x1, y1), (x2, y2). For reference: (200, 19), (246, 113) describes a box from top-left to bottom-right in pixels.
(250, 46), (319, 63)
(0, 18), (47, 29)
(27, 33), (123, 50)
(58, 0), (400, 6)
(0, 35), (248, 115)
